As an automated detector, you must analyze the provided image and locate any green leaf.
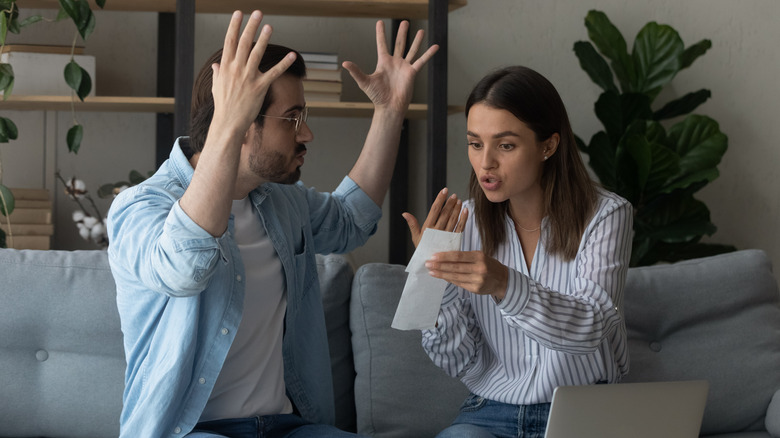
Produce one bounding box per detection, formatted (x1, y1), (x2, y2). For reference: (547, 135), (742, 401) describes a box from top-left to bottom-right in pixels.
(585, 10), (635, 92)
(594, 91), (652, 146)
(573, 41), (617, 93)
(67, 124), (83, 153)
(0, 183), (15, 216)
(64, 61), (91, 100)
(56, 7), (69, 22)
(659, 242), (735, 264)
(0, 11), (7, 46)
(129, 170), (147, 185)
(632, 21), (684, 100)
(77, 68), (92, 100)
(59, 0), (81, 25)
(80, 6), (96, 40)
(0, 116), (19, 142)
(581, 131), (617, 190)
(667, 114), (728, 175)
(59, 0), (96, 40)
(20, 15), (45, 28)
(64, 60), (83, 94)
(680, 39), (712, 70)
(640, 195), (715, 243)
(0, 62), (14, 98)
(653, 89), (711, 120)
(663, 168), (719, 194)
(95, 0), (107, 9)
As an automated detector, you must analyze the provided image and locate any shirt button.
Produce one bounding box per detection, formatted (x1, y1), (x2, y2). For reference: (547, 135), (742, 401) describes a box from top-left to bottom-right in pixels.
(221, 328), (229, 335)
(174, 427), (182, 434)
(199, 377), (206, 384)
(236, 275), (242, 282)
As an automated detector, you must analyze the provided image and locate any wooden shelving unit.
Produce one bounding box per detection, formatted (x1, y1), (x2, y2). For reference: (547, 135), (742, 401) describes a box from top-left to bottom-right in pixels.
(7, 0), (464, 263)
(0, 96), (462, 119)
(24, 0), (466, 19)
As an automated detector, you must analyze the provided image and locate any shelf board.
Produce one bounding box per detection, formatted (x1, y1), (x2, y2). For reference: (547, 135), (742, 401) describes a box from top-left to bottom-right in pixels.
(0, 95), (463, 118)
(0, 95), (175, 113)
(23, 0), (467, 19)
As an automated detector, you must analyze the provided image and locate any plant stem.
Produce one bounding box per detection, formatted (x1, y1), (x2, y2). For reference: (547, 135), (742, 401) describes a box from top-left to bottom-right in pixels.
(54, 171), (92, 217)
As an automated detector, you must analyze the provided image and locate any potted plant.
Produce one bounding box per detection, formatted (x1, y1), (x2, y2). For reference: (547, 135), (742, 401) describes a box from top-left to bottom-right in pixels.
(574, 9), (735, 266)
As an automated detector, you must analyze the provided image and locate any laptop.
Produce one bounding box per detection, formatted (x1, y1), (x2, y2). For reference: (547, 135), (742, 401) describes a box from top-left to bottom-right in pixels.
(544, 380), (709, 438)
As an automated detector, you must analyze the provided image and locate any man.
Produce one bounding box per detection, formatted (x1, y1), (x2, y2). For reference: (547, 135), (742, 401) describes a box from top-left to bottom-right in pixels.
(107, 10), (437, 438)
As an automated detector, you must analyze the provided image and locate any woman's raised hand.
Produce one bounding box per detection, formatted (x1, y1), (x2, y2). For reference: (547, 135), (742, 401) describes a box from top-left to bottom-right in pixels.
(403, 188), (468, 248)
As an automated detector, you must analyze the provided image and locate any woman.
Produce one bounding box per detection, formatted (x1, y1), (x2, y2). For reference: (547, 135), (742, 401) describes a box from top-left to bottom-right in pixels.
(403, 66), (633, 438)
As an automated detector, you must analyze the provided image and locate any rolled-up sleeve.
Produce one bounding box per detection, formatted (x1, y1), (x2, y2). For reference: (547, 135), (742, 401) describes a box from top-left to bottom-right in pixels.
(108, 185), (224, 297)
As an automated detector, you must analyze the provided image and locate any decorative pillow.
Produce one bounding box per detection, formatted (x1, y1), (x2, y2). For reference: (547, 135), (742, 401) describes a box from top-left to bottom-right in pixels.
(317, 253), (357, 432)
(350, 263), (469, 438)
(767, 389), (780, 437)
(623, 250), (780, 435)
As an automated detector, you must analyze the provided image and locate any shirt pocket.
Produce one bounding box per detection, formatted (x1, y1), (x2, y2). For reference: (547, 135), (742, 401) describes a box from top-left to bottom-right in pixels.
(292, 227), (317, 297)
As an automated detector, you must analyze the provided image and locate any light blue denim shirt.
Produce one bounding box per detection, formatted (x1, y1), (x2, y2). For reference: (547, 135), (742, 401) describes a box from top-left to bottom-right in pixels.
(107, 138), (381, 438)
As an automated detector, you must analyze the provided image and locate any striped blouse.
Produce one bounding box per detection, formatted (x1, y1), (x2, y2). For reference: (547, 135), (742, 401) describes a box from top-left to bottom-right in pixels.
(422, 189), (633, 405)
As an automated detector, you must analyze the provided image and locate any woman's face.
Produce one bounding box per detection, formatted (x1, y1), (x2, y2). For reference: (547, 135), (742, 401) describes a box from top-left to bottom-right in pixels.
(467, 103), (553, 205)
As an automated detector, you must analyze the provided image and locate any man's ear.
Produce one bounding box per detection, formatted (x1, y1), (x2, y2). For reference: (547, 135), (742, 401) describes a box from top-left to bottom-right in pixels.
(542, 133), (560, 161)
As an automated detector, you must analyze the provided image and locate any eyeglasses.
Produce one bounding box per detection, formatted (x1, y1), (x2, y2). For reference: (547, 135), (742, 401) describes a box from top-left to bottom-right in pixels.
(260, 107), (309, 133)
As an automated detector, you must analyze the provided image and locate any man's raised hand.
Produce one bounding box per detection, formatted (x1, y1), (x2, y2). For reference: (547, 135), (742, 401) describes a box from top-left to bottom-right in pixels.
(211, 10), (296, 136)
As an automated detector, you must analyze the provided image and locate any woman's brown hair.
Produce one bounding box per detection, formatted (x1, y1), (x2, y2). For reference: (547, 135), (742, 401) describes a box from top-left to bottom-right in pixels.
(466, 66), (597, 260)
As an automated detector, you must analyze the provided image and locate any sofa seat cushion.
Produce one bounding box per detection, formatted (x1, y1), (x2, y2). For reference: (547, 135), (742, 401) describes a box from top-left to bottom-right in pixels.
(0, 249), (124, 438)
(350, 263), (469, 438)
(317, 253), (357, 432)
(623, 250), (780, 436)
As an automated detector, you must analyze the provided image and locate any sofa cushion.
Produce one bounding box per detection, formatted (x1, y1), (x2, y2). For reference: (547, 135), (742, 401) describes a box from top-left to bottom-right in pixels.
(350, 263), (469, 438)
(317, 253), (357, 432)
(767, 389), (780, 437)
(0, 249), (124, 438)
(623, 250), (780, 436)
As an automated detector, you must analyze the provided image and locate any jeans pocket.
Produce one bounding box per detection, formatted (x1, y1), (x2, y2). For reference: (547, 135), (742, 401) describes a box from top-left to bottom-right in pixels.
(459, 393), (487, 413)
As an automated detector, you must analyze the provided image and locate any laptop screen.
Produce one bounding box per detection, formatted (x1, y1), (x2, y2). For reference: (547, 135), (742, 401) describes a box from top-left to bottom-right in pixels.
(544, 380), (709, 438)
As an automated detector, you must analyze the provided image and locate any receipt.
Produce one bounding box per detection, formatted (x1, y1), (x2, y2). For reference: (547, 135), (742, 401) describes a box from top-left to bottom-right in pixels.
(391, 229), (462, 330)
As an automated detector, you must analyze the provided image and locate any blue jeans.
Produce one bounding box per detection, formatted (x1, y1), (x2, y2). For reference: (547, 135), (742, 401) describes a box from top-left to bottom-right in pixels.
(436, 394), (551, 438)
(187, 415), (367, 438)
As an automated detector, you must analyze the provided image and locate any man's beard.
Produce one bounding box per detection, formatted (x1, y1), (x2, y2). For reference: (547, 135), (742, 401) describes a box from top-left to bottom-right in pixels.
(249, 143), (306, 185)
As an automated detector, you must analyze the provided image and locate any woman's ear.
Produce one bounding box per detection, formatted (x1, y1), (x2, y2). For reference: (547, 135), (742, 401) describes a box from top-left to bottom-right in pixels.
(542, 133), (560, 161)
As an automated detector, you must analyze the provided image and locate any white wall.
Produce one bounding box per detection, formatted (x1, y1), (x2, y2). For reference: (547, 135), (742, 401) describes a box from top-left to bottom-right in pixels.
(2, 1), (778, 268)
(431, 0), (780, 268)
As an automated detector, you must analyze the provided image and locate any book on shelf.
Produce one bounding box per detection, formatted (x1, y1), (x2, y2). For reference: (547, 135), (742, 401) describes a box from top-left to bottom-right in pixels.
(303, 80), (342, 94)
(9, 188), (50, 201)
(2, 188), (53, 250)
(300, 51), (338, 64)
(306, 68), (342, 82)
(0, 222), (54, 235)
(6, 235), (51, 250)
(305, 61), (340, 71)
(304, 91), (341, 103)
(6, 208), (52, 224)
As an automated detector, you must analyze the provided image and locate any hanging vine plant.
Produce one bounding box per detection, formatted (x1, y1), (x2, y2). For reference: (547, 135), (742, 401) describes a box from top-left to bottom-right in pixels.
(0, 0), (105, 247)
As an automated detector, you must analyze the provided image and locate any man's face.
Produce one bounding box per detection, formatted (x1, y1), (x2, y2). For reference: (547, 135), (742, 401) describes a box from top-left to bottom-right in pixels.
(243, 74), (313, 186)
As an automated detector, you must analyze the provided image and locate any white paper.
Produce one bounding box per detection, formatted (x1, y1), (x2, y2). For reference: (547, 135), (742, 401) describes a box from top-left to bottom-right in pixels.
(392, 229), (462, 330)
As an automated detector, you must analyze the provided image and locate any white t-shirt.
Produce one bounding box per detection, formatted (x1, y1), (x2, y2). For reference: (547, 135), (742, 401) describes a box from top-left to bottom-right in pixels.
(200, 197), (293, 421)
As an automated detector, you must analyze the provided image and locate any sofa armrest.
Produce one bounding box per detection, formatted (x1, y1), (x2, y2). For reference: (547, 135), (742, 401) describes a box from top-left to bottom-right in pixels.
(768, 389), (780, 437)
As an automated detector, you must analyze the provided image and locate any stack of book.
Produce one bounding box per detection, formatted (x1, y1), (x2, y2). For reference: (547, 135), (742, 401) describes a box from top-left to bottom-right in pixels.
(300, 52), (342, 102)
(1, 188), (53, 250)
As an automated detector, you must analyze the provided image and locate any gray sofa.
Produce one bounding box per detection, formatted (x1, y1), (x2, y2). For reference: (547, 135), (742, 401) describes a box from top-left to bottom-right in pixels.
(1, 248), (779, 437)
